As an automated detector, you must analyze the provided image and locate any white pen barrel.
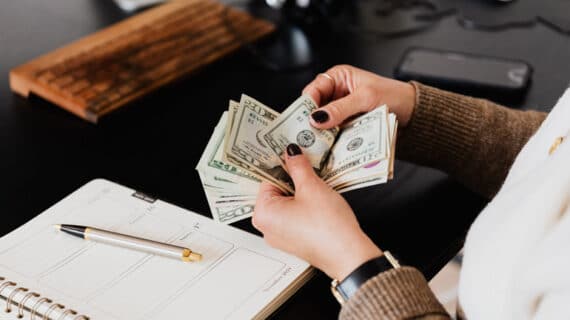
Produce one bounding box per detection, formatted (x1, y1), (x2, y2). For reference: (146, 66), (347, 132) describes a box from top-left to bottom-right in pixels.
(86, 228), (185, 261)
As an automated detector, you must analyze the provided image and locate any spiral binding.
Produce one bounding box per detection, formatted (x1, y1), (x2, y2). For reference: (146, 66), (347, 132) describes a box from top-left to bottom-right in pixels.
(0, 276), (89, 320)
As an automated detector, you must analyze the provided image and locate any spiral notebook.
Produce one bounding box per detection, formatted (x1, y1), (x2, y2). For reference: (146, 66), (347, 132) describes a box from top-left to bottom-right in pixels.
(0, 179), (313, 319)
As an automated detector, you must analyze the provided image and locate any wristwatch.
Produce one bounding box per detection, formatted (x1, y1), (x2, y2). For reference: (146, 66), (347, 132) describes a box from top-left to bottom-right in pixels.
(330, 251), (401, 305)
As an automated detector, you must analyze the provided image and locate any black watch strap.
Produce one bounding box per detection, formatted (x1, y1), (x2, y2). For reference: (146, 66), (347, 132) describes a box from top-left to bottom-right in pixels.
(331, 251), (400, 304)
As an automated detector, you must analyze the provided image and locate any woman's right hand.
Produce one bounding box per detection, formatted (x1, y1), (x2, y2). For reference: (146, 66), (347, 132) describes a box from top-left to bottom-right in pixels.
(303, 65), (416, 129)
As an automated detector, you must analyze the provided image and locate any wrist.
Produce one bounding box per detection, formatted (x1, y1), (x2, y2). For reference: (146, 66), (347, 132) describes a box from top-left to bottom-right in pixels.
(397, 82), (416, 128)
(330, 251), (401, 304)
(327, 233), (383, 281)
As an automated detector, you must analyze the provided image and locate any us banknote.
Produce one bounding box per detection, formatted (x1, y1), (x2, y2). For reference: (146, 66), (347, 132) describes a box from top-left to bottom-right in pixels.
(197, 95), (397, 224)
(225, 95), (294, 194)
(196, 112), (259, 223)
(261, 95), (339, 173)
(321, 106), (388, 182)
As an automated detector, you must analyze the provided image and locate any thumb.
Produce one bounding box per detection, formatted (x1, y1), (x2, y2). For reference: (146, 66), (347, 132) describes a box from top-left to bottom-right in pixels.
(309, 89), (373, 129)
(285, 143), (319, 192)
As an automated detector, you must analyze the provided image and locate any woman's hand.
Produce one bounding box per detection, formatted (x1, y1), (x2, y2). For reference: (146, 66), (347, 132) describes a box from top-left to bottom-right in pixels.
(303, 64), (416, 128)
(253, 144), (382, 281)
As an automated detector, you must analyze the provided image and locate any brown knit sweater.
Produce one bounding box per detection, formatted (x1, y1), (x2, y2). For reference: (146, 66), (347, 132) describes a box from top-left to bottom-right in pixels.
(339, 82), (547, 320)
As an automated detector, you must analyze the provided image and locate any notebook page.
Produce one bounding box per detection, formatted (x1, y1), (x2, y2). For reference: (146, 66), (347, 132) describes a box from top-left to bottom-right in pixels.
(0, 179), (311, 319)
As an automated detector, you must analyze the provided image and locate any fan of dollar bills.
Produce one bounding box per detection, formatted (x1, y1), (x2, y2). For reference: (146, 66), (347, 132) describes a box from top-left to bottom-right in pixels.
(196, 95), (397, 224)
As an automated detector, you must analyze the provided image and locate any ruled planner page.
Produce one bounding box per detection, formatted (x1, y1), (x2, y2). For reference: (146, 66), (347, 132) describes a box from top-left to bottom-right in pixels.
(0, 179), (311, 320)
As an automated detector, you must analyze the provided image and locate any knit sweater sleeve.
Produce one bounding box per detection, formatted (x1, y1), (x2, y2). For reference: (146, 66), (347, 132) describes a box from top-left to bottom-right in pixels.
(339, 85), (548, 320)
(339, 267), (450, 320)
(397, 82), (547, 199)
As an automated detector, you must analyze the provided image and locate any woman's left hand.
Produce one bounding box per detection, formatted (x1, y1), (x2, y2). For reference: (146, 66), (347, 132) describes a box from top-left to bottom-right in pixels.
(253, 144), (382, 281)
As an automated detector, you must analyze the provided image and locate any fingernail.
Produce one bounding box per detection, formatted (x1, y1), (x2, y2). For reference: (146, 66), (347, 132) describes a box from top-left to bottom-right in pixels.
(286, 143), (302, 156)
(311, 110), (329, 124)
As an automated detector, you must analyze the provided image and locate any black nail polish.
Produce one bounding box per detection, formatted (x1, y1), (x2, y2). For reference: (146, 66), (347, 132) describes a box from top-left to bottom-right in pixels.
(311, 110), (329, 123)
(286, 144), (302, 156)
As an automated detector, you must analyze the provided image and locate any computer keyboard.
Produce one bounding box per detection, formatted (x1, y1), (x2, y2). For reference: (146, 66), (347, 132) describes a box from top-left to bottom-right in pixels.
(10, 0), (274, 123)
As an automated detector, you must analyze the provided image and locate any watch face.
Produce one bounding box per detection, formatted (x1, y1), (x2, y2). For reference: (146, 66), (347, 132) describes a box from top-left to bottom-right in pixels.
(330, 279), (347, 305)
(331, 252), (400, 303)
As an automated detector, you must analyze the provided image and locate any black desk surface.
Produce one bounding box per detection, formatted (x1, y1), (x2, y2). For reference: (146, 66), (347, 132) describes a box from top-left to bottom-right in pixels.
(1, 1), (569, 318)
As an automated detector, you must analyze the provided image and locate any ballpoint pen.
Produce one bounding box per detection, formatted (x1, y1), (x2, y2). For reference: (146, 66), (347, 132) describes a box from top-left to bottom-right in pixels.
(55, 224), (202, 262)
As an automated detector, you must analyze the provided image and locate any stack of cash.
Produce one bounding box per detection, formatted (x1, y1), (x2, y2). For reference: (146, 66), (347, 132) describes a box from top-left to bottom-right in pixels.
(196, 95), (397, 224)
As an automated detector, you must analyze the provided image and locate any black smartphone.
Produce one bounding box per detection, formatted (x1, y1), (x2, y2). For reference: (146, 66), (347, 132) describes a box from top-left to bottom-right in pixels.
(394, 47), (532, 105)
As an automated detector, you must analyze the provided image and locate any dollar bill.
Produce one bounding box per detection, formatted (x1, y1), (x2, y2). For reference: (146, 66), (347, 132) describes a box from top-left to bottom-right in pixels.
(197, 94), (398, 224)
(196, 113), (261, 223)
(261, 95), (339, 173)
(196, 111), (260, 192)
(335, 175), (389, 193)
(202, 184), (256, 224)
(330, 158), (389, 188)
(330, 113), (397, 192)
(222, 100), (239, 163)
(213, 204), (255, 224)
(226, 94), (295, 193)
(322, 106), (388, 182)
(382, 112), (397, 177)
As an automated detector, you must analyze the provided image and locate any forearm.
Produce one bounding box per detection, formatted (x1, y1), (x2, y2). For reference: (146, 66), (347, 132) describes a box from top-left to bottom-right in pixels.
(397, 82), (547, 199)
(339, 267), (450, 320)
